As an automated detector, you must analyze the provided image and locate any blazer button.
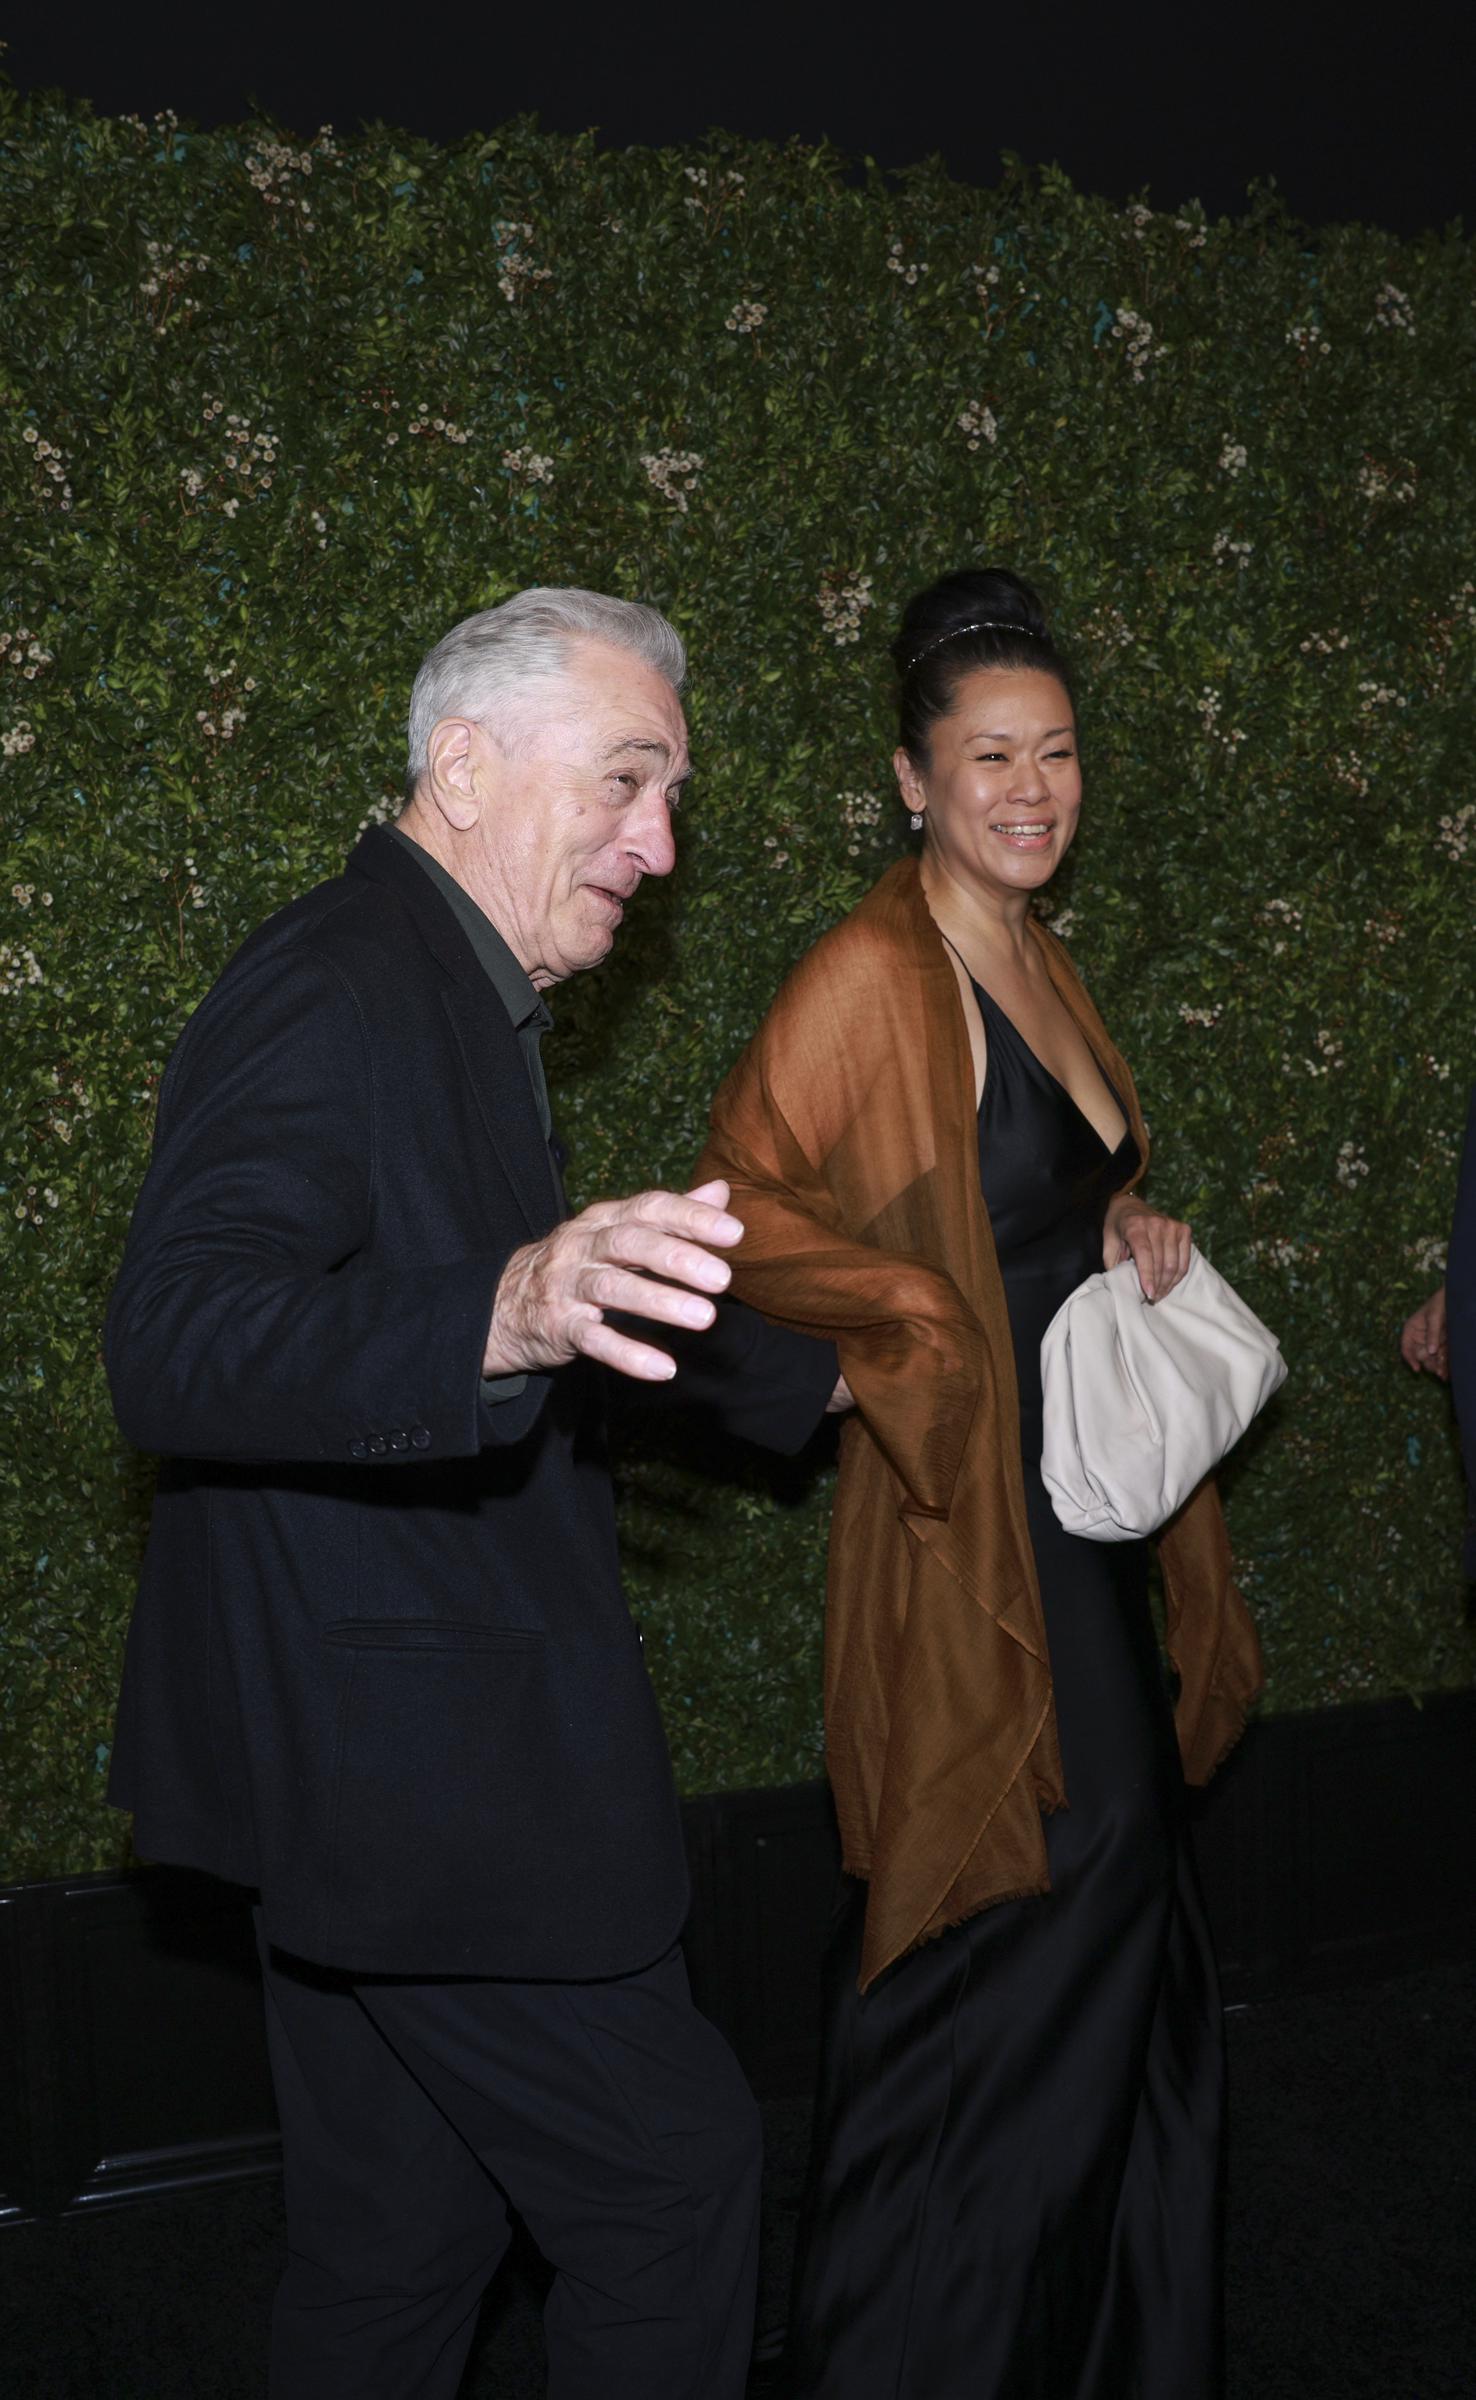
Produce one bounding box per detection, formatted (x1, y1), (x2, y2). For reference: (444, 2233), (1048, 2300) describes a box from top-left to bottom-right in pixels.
(349, 1439), (368, 1459)
(410, 1425), (431, 1450)
(389, 1429), (409, 1451)
(368, 1434), (388, 1455)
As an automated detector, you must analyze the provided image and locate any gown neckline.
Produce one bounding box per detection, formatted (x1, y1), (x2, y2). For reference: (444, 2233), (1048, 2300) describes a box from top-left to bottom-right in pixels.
(970, 976), (1133, 1163)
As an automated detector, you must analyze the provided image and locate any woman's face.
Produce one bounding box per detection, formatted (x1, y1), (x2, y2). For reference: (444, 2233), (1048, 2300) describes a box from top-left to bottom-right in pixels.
(896, 666), (1081, 905)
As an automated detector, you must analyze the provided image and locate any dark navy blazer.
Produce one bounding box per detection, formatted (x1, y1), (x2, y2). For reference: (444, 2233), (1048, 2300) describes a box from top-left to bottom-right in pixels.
(106, 827), (834, 1977)
(1447, 1082), (1476, 1577)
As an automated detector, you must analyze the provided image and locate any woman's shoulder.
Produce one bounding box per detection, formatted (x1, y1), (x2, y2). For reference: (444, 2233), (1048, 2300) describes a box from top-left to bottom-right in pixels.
(771, 861), (931, 1011)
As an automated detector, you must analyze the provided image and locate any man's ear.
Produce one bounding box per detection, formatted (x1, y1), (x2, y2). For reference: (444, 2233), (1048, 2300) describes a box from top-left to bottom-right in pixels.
(425, 717), (482, 831)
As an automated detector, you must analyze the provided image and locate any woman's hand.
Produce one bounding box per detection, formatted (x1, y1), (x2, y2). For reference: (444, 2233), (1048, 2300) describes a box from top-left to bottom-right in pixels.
(1104, 1193), (1192, 1304)
(1399, 1285), (1448, 1379)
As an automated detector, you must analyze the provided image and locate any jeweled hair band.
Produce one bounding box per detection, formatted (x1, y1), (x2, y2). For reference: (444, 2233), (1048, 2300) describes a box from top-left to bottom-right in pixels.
(905, 620), (1045, 672)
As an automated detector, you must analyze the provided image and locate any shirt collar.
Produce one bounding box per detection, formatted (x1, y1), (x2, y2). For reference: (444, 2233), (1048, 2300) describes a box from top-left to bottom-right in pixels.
(386, 824), (550, 1031)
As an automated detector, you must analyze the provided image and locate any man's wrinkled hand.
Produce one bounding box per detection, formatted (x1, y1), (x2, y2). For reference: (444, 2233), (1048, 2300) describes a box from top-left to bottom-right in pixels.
(483, 1180), (743, 1383)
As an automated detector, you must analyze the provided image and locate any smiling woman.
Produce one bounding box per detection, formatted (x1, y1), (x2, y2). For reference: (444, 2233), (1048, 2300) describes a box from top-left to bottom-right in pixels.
(698, 565), (1259, 2397)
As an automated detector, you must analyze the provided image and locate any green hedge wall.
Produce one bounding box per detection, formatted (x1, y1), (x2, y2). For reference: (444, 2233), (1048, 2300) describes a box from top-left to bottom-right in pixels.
(3, 79), (1474, 1882)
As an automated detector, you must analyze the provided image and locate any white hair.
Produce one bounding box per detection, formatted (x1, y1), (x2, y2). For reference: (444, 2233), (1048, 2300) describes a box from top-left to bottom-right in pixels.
(404, 587), (686, 796)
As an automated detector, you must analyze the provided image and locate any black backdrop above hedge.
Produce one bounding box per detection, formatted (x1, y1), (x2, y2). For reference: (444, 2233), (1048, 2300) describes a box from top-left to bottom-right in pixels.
(2, 80), (1473, 1881)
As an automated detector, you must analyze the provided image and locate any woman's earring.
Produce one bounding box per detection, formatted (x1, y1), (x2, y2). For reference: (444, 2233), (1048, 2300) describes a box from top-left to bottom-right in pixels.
(909, 811), (924, 831)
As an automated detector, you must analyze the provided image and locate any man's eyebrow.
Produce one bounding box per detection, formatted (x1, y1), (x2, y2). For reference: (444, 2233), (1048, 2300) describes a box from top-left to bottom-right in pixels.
(601, 736), (692, 785)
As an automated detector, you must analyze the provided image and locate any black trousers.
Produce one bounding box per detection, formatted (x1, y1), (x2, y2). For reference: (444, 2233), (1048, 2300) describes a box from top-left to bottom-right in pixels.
(255, 1922), (762, 2400)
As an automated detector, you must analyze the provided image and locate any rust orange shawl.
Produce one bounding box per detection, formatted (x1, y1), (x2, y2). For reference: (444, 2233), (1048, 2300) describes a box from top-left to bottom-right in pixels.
(697, 858), (1263, 1990)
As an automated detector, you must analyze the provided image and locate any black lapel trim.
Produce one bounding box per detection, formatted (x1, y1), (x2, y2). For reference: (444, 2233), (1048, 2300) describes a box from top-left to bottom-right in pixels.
(349, 827), (560, 1240)
(440, 985), (561, 1239)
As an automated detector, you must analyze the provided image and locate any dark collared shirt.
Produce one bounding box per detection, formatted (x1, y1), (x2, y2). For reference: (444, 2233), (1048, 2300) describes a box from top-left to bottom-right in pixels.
(387, 824), (552, 1136)
(388, 824), (554, 1403)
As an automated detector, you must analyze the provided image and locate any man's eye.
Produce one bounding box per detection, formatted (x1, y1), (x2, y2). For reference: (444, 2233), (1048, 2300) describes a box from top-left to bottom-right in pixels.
(613, 773), (639, 793)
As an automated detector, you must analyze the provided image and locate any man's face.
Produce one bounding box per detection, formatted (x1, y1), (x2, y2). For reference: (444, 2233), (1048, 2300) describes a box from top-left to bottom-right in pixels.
(452, 640), (689, 986)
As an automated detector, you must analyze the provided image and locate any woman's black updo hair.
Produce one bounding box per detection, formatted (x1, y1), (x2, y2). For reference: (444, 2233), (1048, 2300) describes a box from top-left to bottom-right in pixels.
(891, 568), (1074, 765)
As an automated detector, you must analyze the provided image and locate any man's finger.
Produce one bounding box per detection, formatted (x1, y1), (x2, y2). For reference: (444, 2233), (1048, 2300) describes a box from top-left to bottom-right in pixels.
(686, 1177), (732, 1212)
(625, 1188), (744, 1247)
(601, 1222), (734, 1292)
(576, 1315), (681, 1381)
(585, 1263), (719, 1329)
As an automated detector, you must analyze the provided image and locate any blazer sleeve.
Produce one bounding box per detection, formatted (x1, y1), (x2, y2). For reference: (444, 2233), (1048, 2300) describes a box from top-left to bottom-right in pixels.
(608, 1299), (839, 1455)
(106, 944), (543, 1466)
(1446, 1083), (1476, 1574)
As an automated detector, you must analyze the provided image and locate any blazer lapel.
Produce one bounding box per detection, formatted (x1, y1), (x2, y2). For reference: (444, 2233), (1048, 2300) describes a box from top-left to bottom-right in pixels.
(440, 983), (562, 1239)
(348, 827), (562, 1242)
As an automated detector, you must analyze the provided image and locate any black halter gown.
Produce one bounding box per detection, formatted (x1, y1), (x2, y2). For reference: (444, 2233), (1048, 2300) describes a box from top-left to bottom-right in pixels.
(785, 980), (1225, 2400)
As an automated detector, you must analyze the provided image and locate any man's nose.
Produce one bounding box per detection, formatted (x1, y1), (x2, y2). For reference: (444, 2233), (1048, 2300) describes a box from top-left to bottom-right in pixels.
(627, 788), (677, 880)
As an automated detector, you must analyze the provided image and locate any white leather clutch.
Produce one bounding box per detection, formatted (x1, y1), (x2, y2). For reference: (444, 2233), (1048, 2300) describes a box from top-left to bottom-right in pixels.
(1039, 1248), (1287, 1542)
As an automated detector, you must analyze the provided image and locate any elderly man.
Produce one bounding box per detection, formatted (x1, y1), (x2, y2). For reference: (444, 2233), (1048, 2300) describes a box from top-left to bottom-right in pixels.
(105, 590), (840, 2399)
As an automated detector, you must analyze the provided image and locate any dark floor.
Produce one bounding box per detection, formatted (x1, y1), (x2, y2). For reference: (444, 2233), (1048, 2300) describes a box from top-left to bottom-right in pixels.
(3, 1961), (1473, 2398)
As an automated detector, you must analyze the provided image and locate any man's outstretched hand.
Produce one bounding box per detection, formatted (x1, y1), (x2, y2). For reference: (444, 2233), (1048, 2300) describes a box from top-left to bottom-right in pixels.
(484, 1178), (744, 1383)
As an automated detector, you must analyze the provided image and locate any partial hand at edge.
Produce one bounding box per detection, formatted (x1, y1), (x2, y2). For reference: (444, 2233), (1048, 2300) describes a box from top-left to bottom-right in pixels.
(483, 1178), (743, 1383)
(1400, 1284), (1449, 1379)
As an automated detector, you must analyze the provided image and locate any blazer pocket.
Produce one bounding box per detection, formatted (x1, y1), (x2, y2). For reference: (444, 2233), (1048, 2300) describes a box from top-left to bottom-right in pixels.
(323, 1618), (545, 1652)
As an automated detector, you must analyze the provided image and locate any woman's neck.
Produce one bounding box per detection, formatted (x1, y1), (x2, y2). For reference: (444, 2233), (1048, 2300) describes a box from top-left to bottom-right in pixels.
(919, 852), (1037, 976)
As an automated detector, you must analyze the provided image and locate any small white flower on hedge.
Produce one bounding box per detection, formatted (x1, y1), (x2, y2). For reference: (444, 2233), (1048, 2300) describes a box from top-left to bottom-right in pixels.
(886, 239), (927, 286)
(1357, 457), (1416, 502)
(725, 300), (767, 334)
(839, 790), (882, 854)
(493, 222), (553, 304)
(1218, 435), (1247, 474)
(1110, 308), (1164, 382)
(1372, 282), (1416, 335)
(3, 722), (36, 758)
(1409, 1235), (1449, 1278)
(1435, 803), (1473, 859)
(817, 572), (873, 646)
(503, 447), (554, 485)
(957, 400), (998, 451)
(1212, 530), (1253, 566)
(1335, 1141), (1370, 1187)
(0, 942), (44, 992)
(641, 449), (704, 511)
(1286, 321), (1331, 357)
(1178, 1003), (1223, 1027)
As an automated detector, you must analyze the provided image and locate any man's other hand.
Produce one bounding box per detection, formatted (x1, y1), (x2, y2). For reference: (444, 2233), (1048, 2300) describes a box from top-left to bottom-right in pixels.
(1400, 1284), (1449, 1380)
(484, 1179), (743, 1382)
